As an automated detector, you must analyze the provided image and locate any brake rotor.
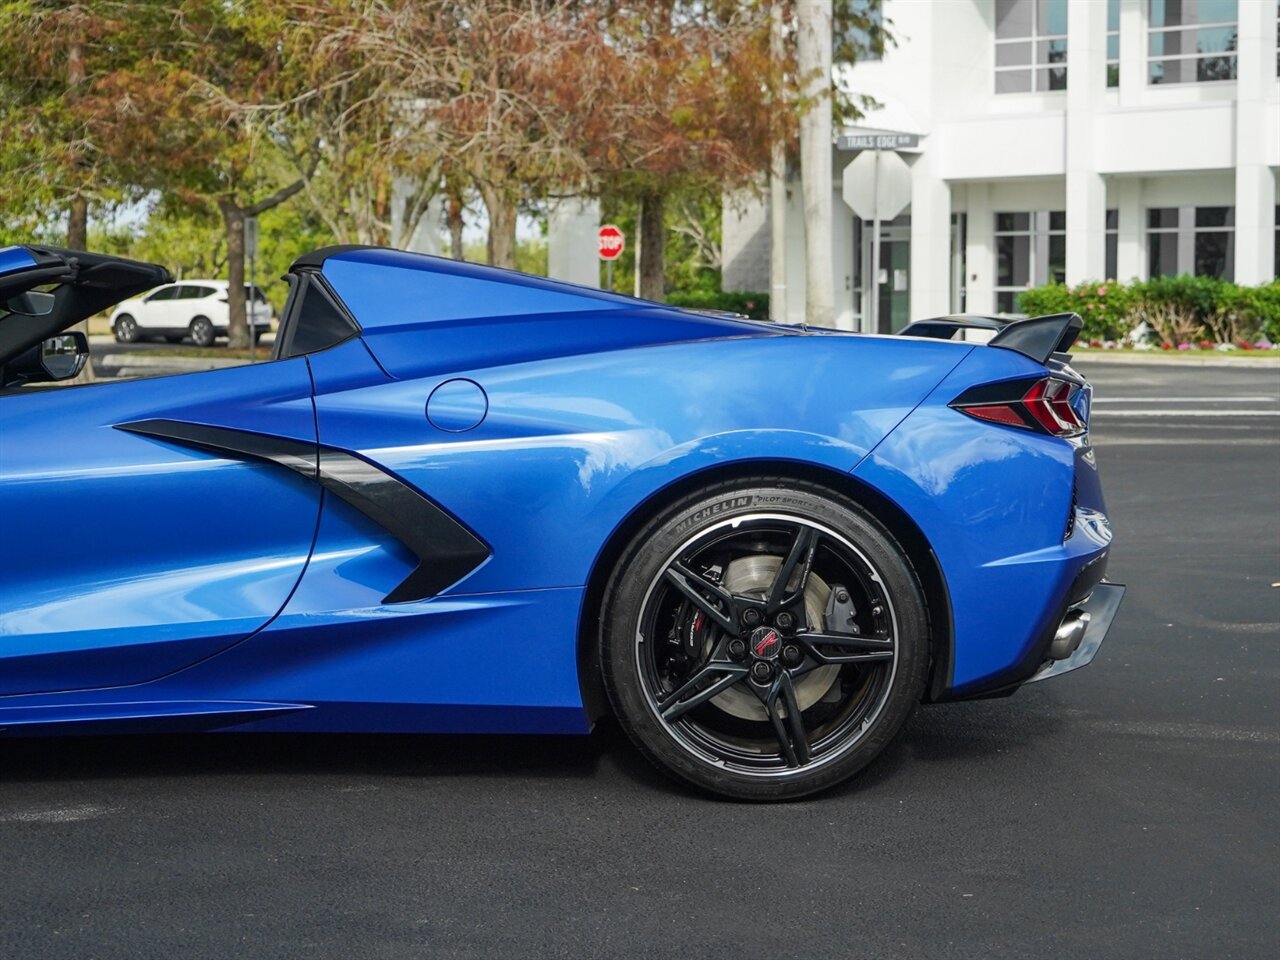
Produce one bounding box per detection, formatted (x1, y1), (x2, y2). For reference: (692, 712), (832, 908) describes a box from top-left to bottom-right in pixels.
(705, 554), (841, 722)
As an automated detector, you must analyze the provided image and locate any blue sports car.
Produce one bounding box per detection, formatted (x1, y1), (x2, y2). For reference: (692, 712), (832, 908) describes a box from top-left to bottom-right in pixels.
(0, 244), (1122, 800)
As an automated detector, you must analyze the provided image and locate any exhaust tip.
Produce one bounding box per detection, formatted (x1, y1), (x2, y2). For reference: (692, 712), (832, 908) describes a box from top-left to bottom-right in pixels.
(1048, 611), (1091, 660)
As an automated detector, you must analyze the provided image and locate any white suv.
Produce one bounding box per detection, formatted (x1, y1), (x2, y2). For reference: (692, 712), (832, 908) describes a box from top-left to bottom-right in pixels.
(109, 280), (275, 347)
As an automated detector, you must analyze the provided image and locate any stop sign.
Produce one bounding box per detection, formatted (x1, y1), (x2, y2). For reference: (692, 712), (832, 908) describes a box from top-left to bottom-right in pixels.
(598, 224), (625, 261)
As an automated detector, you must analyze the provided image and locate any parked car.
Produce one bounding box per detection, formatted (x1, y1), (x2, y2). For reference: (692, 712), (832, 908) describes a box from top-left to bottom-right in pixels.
(0, 243), (1123, 800)
(109, 279), (274, 346)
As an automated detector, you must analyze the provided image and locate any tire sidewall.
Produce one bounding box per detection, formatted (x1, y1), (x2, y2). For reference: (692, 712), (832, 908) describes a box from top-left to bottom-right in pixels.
(601, 481), (928, 801)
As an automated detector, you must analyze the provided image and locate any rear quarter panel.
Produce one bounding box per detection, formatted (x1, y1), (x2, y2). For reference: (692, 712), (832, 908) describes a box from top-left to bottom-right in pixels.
(312, 330), (973, 596)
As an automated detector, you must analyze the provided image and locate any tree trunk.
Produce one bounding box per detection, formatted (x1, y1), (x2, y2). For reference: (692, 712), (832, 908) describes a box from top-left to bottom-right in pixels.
(637, 191), (666, 301)
(769, 1), (788, 323)
(65, 38), (95, 383)
(796, 0), (836, 328)
(447, 193), (465, 260)
(63, 193), (97, 383)
(220, 198), (249, 348)
(67, 194), (88, 251)
(480, 184), (517, 268)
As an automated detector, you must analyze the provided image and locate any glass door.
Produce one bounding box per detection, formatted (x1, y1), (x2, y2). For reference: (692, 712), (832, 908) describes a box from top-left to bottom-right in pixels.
(857, 215), (911, 334)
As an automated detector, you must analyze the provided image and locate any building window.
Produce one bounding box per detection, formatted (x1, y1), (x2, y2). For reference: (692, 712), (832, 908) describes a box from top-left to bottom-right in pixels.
(994, 210), (1066, 314)
(1107, 0), (1120, 86)
(1147, 206), (1235, 280)
(995, 0), (1068, 93)
(1105, 209), (1118, 280)
(1148, 0), (1238, 84)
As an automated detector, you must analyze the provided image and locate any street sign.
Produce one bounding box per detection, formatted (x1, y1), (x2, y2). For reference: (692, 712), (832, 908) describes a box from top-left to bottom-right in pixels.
(842, 150), (913, 336)
(842, 149), (912, 222)
(598, 224), (625, 261)
(243, 216), (259, 260)
(837, 132), (920, 151)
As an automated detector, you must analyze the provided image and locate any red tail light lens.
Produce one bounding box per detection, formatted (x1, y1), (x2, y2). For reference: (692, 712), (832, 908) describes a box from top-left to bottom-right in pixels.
(952, 377), (1086, 438)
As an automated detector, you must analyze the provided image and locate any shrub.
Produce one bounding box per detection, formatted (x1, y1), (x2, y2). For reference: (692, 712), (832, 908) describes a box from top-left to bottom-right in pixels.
(1130, 275), (1218, 345)
(1018, 279), (1135, 340)
(1018, 276), (1280, 345)
(666, 289), (770, 321)
(1238, 280), (1280, 342)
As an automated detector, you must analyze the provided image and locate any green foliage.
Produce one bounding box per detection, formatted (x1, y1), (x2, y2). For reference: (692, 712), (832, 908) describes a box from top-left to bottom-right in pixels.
(1018, 276), (1280, 344)
(666, 289), (770, 321)
(1018, 279), (1135, 340)
(513, 238), (549, 278)
(90, 201), (335, 311)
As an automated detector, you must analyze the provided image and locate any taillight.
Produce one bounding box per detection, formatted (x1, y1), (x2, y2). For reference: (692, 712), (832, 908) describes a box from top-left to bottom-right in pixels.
(951, 376), (1087, 438)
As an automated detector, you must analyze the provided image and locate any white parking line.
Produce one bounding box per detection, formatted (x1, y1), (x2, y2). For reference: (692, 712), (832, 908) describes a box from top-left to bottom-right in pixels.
(1093, 396), (1277, 403)
(1092, 410), (1280, 417)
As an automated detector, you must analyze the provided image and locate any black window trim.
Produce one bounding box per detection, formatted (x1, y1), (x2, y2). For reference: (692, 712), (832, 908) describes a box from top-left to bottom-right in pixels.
(272, 270), (362, 361)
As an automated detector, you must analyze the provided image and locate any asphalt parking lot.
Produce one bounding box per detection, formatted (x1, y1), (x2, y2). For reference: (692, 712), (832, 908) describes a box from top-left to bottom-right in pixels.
(2, 360), (1277, 960)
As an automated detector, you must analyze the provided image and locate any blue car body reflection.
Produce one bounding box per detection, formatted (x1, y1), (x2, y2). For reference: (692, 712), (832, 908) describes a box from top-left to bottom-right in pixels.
(0, 245), (1115, 735)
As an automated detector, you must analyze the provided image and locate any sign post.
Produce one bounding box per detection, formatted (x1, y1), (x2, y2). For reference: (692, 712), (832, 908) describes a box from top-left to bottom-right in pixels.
(598, 223), (625, 291)
(244, 216), (259, 361)
(842, 148), (912, 334)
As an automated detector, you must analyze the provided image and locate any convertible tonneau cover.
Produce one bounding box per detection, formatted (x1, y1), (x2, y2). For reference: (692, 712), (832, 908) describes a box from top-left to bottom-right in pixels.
(900, 312), (1084, 366)
(0, 245), (171, 366)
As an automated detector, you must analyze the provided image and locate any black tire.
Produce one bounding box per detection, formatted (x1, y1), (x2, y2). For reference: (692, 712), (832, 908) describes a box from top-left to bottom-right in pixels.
(600, 479), (928, 801)
(189, 316), (215, 347)
(113, 314), (139, 344)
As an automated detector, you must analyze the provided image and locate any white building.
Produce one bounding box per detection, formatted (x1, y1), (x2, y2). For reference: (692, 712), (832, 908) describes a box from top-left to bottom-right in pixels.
(723, 0), (1280, 331)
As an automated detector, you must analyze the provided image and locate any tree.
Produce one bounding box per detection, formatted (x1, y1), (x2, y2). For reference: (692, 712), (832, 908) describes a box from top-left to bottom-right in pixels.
(579, 2), (784, 300)
(795, 0), (834, 326)
(338, 1), (595, 268)
(266, 2), (445, 248)
(0, 2), (147, 249)
(78, 2), (312, 346)
(0, 1), (166, 378)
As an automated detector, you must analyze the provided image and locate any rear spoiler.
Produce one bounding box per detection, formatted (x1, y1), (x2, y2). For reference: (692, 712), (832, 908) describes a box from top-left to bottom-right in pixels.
(900, 312), (1083, 366)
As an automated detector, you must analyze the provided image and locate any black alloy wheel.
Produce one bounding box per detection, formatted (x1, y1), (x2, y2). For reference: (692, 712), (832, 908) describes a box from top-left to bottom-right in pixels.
(601, 480), (928, 800)
(113, 314), (138, 343)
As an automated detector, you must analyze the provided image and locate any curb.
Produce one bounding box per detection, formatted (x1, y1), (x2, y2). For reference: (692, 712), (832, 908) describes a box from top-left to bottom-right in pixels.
(98, 354), (247, 371)
(1071, 352), (1280, 369)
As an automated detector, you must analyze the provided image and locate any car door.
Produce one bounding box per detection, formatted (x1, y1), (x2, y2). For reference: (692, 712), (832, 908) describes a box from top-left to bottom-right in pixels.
(135, 284), (179, 332)
(184, 284), (219, 327)
(0, 249), (322, 695)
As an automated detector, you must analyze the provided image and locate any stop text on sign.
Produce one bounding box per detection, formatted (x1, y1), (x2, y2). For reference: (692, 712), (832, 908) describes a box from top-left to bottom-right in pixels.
(598, 225), (625, 261)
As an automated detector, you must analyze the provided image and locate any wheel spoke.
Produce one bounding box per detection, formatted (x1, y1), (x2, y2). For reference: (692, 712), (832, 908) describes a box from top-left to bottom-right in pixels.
(797, 630), (894, 665)
(664, 562), (737, 633)
(777, 672), (811, 765)
(766, 524), (819, 614)
(659, 661), (748, 721)
(756, 673), (810, 768)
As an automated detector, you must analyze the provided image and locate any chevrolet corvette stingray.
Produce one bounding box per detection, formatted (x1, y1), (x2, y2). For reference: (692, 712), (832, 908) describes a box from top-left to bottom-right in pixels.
(0, 244), (1122, 800)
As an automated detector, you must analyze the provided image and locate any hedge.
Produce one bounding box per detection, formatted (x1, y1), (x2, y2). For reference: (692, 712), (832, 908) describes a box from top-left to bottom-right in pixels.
(666, 289), (770, 321)
(1017, 276), (1280, 344)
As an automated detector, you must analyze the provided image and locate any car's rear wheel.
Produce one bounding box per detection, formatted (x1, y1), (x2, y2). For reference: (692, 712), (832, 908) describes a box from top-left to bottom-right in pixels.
(113, 314), (138, 343)
(189, 316), (215, 347)
(601, 480), (928, 801)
